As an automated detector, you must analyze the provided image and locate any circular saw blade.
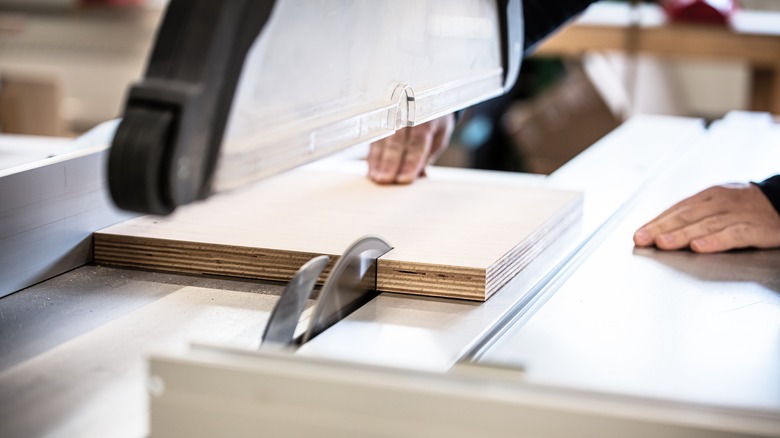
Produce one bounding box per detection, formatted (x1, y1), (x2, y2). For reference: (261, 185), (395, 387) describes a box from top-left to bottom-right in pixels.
(301, 236), (392, 344)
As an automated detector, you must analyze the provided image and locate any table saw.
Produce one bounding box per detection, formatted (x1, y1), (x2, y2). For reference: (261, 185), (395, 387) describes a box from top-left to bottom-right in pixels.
(1, 0), (779, 436)
(2, 112), (777, 437)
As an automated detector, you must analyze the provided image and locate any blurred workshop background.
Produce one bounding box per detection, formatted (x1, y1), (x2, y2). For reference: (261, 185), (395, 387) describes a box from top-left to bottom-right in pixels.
(1, 0), (779, 173)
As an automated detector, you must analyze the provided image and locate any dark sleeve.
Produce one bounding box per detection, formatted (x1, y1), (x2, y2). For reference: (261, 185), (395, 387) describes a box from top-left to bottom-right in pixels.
(522, 0), (598, 53)
(756, 175), (780, 215)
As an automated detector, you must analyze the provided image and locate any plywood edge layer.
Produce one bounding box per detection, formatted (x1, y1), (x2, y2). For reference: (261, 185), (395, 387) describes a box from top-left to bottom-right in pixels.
(377, 259), (487, 301)
(94, 234), (337, 284)
(486, 205), (577, 288)
(484, 196), (584, 299)
(94, 233), (488, 301)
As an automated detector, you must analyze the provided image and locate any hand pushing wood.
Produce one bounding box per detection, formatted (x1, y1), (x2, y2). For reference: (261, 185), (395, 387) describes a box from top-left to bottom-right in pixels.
(368, 113), (455, 184)
(633, 183), (780, 253)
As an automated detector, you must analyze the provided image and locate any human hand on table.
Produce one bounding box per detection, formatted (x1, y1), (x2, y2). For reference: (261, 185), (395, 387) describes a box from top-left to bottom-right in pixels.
(368, 113), (455, 184)
(633, 183), (780, 253)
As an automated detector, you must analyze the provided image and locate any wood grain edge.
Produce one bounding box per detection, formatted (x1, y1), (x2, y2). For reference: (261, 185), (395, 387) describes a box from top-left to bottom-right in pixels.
(94, 233), (489, 301)
(377, 260), (487, 301)
(94, 233), (336, 284)
(485, 196), (584, 299)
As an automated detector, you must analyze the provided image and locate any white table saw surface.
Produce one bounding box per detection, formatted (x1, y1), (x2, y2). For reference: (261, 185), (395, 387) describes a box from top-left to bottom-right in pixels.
(475, 114), (780, 414)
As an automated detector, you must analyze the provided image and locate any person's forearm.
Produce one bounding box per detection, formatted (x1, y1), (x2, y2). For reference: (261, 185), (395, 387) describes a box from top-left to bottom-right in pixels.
(523, 0), (597, 54)
(756, 175), (780, 215)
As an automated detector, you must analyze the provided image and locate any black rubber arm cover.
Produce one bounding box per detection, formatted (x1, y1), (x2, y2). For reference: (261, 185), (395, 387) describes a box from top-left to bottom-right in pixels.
(108, 0), (277, 215)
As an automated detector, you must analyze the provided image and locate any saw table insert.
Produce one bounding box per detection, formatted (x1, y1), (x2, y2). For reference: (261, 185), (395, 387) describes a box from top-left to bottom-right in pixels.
(94, 166), (581, 301)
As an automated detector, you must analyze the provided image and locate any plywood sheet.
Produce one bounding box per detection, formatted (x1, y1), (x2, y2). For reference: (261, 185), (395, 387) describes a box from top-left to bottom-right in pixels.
(94, 167), (581, 301)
